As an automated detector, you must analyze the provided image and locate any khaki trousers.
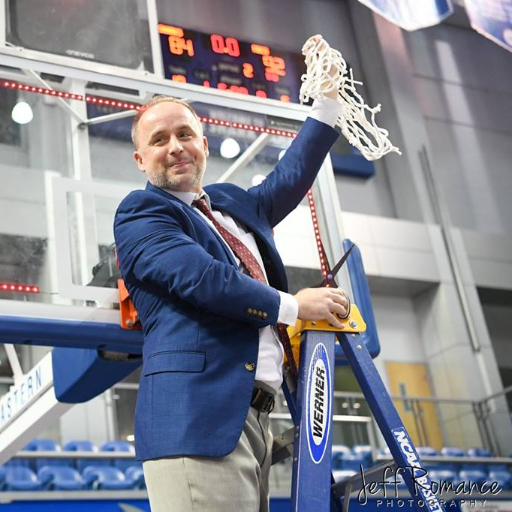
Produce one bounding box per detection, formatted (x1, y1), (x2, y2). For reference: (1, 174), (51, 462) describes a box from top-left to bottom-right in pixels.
(143, 404), (273, 512)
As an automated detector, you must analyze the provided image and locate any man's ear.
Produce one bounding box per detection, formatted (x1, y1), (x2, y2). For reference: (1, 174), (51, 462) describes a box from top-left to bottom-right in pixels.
(134, 150), (145, 172)
(203, 136), (209, 157)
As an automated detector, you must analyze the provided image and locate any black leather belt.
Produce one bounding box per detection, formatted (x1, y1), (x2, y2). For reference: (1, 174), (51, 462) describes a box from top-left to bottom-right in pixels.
(251, 387), (275, 413)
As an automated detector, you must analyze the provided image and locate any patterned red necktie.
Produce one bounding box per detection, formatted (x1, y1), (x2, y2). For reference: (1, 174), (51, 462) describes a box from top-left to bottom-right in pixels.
(194, 198), (266, 283)
(193, 198), (298, 379)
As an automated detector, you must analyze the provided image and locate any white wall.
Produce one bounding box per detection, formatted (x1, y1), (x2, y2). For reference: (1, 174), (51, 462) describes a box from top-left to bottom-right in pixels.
(404, 23), (512, 236)
(370, 293), (428, 385)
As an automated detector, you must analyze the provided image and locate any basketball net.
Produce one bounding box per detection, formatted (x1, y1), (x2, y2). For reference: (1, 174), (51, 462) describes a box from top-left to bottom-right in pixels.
(300, 35), (401, 161)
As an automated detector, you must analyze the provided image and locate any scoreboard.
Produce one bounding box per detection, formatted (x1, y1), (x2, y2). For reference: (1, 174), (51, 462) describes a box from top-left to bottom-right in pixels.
(158, 24), (306, 103)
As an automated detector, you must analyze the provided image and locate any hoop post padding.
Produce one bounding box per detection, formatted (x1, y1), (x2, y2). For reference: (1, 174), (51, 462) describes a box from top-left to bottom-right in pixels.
(53, 347), (141, 403)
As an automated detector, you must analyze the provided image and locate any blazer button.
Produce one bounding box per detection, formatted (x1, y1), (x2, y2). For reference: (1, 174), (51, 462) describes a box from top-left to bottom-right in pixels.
(246, 307), (253, 315)
(245, 362), (256, 372)
(262, 312), (268, 319)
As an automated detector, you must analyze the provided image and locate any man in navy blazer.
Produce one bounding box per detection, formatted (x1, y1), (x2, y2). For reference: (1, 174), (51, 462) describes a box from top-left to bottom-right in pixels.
(114, 38), (349, 512)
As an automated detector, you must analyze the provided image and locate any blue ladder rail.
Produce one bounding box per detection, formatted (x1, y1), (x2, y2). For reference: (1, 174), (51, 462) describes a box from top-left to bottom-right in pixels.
(284, 240), (446, 512)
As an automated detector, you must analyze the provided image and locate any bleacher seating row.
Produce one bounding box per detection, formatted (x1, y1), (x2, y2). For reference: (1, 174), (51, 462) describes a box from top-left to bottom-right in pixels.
(0, 439), (144, 491)
(3, 439), (512, 492)
(0, 465), (145, 491)
(331, 444), (512, 490)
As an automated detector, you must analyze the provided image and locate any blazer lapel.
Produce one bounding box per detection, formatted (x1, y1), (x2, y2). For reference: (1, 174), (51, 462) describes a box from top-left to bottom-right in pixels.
(145, 182), (238, 267)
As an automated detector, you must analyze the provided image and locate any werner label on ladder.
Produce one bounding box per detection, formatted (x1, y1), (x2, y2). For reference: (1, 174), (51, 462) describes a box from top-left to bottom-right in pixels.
(306, 343), (332, 465)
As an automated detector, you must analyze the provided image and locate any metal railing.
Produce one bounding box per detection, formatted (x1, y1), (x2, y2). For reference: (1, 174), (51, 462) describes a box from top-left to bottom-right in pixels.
(110, 383), (512, 454)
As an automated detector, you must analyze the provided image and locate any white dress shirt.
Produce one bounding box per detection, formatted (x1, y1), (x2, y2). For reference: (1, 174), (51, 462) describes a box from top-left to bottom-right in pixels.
(164, 96), (342, 390)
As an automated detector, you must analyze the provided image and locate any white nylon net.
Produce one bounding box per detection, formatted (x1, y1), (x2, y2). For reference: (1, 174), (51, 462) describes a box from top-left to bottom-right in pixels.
(300, 35), (401, 161)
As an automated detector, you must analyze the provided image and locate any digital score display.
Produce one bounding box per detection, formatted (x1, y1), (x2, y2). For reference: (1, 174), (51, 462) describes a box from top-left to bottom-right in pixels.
(158, 24), (307, 103)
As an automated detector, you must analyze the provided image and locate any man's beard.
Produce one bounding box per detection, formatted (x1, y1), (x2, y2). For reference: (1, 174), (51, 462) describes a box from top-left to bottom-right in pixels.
(151, 165), (205, 191)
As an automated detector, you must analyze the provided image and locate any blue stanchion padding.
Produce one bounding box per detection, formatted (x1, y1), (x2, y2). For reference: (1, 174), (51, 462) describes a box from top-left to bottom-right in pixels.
(335, 240), (380, 363)
(53, 348), (141, 403)
(0, 316), (143, 353)
(331, 153), (375, 178)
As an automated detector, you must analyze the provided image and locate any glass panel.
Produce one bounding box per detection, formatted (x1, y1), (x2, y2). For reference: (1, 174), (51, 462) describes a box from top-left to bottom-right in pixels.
(65, 191), (120, 289)
(88, 100), (143, 186)
(6, 0), (153, 72)
(0, 87), (72, 306)
(113, 387), (137, 443)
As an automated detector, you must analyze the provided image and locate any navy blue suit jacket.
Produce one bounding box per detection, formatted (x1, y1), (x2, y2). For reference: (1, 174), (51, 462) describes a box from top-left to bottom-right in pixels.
(114, 117), (338, 461)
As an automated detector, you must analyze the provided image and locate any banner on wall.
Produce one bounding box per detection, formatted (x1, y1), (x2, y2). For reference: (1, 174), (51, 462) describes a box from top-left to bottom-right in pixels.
(357, 0), (454, 31)
(464, 0), (512, 52)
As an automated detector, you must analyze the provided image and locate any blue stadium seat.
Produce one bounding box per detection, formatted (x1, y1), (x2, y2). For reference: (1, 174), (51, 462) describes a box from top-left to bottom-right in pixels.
(440, 446), (465, 472)
(378, 446), (391, 456)
(416, 446), (442, 470)
(1, 467), (43, 491)
(82, 466), (133, 490)
(1, 459), (30, 469)
(101, 441), (135, 452)
(440, 446), (465, 457)
(341, 454), (366, 472)
(38, 465), (83, 490)
(101, 441), (135, 471)
(24, 438), (64, 471)
(465, 447), (494, 472)
(125, 465), (145, 490)
(417, 446), (438, 457)
(63, 440), (98, 452)
(428, 468), (458, 480)
(428, 469), (459, 490)
(332, 445), (352, 470)
(458, 469), (488, 486)
(352, 445), (373, 468)
(24, 439), (61, 452)
(387, 470), (407, 488)
(63, 440), (106, 471)
(467, 448), (492, 458)
(489, 470), (512, 491)
(332, 469), (357, 483)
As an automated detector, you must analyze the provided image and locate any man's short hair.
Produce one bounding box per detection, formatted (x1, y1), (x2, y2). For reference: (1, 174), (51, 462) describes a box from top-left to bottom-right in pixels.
(131, 95), (203, 148)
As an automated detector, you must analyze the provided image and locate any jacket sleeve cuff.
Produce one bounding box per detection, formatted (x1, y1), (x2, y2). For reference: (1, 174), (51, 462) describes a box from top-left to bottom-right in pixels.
(277, 291), (299, 326)
(309, 97), (343, 128)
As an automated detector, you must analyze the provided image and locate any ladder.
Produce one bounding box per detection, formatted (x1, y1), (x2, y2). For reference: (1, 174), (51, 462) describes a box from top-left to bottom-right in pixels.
(278, 241), (446, 512)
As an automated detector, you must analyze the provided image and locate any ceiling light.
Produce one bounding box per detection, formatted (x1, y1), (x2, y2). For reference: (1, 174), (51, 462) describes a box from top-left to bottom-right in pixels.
(11, 102), (33, 124)
(220, 138), (241, 159)
(251, 174), (266, 186)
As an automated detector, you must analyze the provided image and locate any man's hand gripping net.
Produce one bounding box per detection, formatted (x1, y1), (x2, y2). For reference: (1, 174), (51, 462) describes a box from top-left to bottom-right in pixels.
(300, 35), (401, 161)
